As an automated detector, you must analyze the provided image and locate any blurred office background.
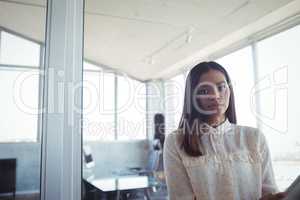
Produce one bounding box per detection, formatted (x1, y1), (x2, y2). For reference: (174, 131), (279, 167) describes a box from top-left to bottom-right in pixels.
(0, 0), (300, 199)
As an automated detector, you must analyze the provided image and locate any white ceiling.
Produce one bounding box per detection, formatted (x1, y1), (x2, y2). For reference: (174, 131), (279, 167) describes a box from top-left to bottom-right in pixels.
(0, 0), (300, 81)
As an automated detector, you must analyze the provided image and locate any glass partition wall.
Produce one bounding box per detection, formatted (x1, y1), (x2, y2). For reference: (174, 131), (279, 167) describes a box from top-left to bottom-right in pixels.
(0, 0), (84, 199)
(255, 25), (300, 190)
(0, 1), (47, 199)
(1, 0), (84, 200)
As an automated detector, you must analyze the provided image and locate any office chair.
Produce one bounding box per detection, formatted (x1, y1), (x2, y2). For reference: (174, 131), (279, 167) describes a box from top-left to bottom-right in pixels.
(0, 158), (16, 200)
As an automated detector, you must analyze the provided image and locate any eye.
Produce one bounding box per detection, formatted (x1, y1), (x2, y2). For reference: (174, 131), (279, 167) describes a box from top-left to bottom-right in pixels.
(217, 84), (227, 92)
(198, 88), (209, 95)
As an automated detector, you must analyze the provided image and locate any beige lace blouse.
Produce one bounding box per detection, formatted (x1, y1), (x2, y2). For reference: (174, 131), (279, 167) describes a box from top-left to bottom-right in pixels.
(163, 119), (278, 200)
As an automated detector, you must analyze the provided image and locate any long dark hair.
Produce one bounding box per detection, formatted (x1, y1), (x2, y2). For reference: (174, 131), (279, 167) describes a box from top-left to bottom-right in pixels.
(178, 61), (237, 157)
(154, 113), (165, 149)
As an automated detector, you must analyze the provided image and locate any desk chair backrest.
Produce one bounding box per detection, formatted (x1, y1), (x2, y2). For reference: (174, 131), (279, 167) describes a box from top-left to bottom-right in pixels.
(0, 158), (16, 195)
(83, 145), (95, 169)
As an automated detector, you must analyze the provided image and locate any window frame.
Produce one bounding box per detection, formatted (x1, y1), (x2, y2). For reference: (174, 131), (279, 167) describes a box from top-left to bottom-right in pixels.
(0, 28), (44, 143)
(82, 61), (148, 141)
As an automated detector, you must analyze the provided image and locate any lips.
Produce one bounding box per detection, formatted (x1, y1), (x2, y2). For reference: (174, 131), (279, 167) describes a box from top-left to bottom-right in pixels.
(208, 103), (223, 108)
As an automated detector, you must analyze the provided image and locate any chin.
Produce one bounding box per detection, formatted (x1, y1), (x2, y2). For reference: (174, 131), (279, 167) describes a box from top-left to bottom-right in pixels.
(209, 109), (225, 116)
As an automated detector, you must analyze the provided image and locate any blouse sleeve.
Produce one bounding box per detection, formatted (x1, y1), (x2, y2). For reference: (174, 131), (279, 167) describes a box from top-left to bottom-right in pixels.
(258, 130), (279, 196)
(163, 133), (195, 200)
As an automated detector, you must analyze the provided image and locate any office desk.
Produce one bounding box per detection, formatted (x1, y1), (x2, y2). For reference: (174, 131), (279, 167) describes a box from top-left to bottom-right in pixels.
(84, 175), (156, 200)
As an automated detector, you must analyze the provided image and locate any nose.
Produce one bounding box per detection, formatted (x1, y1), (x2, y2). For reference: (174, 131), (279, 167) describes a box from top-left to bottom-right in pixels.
(209, 87), (221, 100)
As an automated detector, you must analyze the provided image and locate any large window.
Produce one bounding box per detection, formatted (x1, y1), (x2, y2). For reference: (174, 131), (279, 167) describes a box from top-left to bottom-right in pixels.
(83, 63), (147, 141)
(117, 76), (146, 140)
(83, 63), (115, 141)
(0, 31), (40, 66)
(256, 25), (300, 190)
(216, 46), (257, 128)
(0, 31), (41, 142)
(165, 73), (186, 134)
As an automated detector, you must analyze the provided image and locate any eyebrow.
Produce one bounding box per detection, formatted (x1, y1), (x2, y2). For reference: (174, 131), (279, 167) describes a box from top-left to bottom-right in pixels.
(199, 81), (226, 87)
(216, 81), (226, 85)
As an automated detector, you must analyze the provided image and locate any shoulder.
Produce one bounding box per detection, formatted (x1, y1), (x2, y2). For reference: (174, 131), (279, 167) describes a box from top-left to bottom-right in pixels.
(232, 124), (266, 150)
(233, 124), (260, 138)
(164, 129), (187, 154)
(165, 130), (183, 147)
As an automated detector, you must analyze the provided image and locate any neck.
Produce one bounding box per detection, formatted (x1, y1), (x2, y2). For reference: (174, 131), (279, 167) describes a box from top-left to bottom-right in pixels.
(206, 115), (226, 127)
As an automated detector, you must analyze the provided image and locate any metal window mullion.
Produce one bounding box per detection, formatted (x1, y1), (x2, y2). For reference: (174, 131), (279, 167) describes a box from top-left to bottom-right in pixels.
(145, 82), (149, 139)
(0, 29), (2, 62)
(36, 45), (45, 142)
(114, 73), (118, 140)
(161, 79), (166, 122)
(251, 42), (261, 129)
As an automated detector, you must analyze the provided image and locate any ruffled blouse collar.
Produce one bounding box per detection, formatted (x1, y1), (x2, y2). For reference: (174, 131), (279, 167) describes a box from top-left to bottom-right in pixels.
(200, 118), (232, 135)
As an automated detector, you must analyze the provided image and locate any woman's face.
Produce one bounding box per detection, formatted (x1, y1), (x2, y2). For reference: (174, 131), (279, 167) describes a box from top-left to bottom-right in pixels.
(195, 69), (230, 117)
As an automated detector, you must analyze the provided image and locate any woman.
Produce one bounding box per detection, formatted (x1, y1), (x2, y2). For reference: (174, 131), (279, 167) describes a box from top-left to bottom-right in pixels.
(163, 62), (287, 200)
(154, 113), (165, 150)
